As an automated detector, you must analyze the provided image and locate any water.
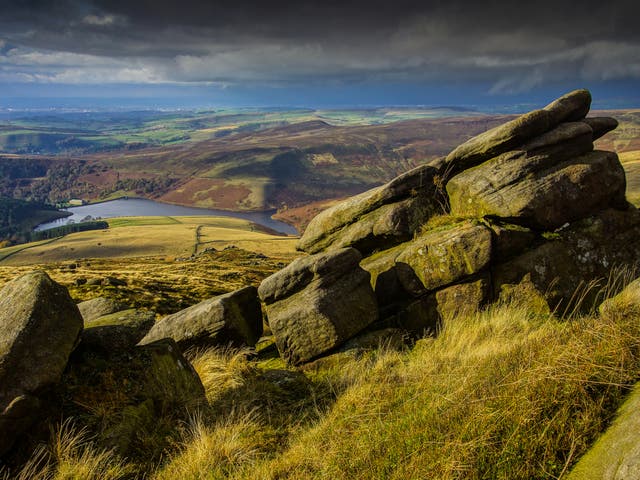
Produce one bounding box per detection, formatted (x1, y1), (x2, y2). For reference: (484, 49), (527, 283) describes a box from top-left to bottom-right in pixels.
(34, 198), (298, 235)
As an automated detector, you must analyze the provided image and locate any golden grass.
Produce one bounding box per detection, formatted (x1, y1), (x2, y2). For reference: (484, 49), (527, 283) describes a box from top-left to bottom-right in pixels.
(187, 347), (259, 404)
(152, 413), (264, 480)
(7, 279), (640, 479)
(0, 216), (298, 266)
(245, 305), (640, 480)
(1, 420), (132, 480)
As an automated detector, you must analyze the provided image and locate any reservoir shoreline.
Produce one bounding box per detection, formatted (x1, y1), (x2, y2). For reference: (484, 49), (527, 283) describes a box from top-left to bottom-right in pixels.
(35, 197), (299, 236)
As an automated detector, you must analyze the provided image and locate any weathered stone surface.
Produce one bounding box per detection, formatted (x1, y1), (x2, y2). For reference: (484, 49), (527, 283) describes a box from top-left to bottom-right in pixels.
(81, 308), (156, 354)
(494, 208), (640, 312)
(378, 276), (490, 335)
(259, 248), (378, 365)
(361, 243), (414, 311)
(444, 89), (591, 174)
(583, 116), (618, 141)
(297, 162), (442, 255)
(567, 384), (640, 480)
(488, 221), (540, 262)
(303, 194), (439, 256)
(434, 277), (490, 319)
(449, 150), (626, 230)
(139, 286), (262, 350)
(0, 271), (83, 456)
(77, 297), (125, 322)
(395, 222), (492, 292)
(496, 274), (552, 315)
(259, 248), (362, 304)
(542, 88), (592, 123)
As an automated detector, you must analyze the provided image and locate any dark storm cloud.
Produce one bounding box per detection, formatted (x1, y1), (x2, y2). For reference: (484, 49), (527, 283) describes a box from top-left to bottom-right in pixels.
(0, 0), (639, 92)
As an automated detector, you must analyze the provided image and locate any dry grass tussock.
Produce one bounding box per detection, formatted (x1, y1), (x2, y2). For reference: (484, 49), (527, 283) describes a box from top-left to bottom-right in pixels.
(1, 420), (132, 480)
(7, 282), (640, 479)
(249, 302), (640, 479)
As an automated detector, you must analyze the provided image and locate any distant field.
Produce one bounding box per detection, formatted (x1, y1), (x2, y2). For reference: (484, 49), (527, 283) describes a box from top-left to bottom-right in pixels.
(0, 106), (481, 155)
(0, 216), (298, 266)
(619, 150), (640, 206)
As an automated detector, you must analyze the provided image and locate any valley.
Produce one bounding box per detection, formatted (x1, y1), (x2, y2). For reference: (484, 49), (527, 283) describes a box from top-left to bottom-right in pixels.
(1, 107), (639, 236)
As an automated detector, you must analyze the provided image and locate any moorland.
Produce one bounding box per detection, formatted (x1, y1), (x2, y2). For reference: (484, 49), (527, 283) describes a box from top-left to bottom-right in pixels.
(1, 98), (640, 479)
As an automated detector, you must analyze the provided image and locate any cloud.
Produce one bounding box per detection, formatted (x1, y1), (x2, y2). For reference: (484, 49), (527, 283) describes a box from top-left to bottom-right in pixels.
(81, 13), (126, 27)
(0, 0), (638, 95)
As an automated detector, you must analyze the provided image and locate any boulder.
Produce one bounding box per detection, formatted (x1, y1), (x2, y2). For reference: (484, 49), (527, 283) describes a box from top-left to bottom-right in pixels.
(494, 208), (640, 312)
(258, 248), (378, 365)
(297, 162), (442, 255)
(583, 117), (618, 140)
(138, 286), (262, 350)
(0, 271), (83, 456)
(567, 384), (640, 480)
(395, 222), (492, 292)
(542, 88), (592, 123)
(448, 150), (626, 230)
(77, 297), (125, 322)
(443, 90), (591, 175)
(81, 308), (156, 354)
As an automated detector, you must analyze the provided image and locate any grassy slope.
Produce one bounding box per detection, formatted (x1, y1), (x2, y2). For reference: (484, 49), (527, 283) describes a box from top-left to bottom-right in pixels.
(7, 292), (640, 479)
(0, 216), (300, 313)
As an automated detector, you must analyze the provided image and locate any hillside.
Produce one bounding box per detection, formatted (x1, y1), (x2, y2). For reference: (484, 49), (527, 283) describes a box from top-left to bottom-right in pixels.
(1, 92), (640, 479)
(2, 109), (639, 234)
(0, 216), (299, 314)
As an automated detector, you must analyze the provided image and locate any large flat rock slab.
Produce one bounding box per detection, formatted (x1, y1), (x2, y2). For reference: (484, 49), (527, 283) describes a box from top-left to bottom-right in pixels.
(448, 150), (626, 230)
(297, 163), (442, 255)
(138, 286), (262, 350)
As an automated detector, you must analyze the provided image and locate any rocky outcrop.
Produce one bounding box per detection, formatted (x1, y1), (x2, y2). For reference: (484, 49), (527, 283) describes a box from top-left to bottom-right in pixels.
(81, 308), (156, 354)
(138, 286), (263, 350)
(297, 163), (443, 255)
(290, 89), (632, 346)
(447, 121), (626, 229)
(77, 296), (125, 322)
(258, 248), (378, 365)
(0, 271), (83, 456)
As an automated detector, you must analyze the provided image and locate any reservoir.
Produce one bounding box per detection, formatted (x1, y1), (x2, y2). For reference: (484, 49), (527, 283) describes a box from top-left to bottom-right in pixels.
(34, 198), (298, 235)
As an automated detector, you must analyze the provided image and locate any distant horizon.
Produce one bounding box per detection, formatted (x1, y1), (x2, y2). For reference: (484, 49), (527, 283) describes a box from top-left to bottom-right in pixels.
(3, 0), (638, 113)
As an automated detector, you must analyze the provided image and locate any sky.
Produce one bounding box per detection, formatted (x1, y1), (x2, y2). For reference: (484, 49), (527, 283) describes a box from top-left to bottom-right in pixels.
(1, 0), (639, 109)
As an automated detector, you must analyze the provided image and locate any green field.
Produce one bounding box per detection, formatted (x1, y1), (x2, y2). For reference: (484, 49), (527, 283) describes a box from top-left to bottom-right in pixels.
(0, 107), (481, 155)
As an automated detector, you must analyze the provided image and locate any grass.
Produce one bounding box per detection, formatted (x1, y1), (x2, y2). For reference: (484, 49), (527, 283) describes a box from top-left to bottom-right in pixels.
(246, 305), (640, 480)
(1, 420), (132, 480)
(0, 216), (298, 266)
(0, 247), (299, 315)
(619, 150), (640, 207)
(7, 284), (639, 479)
